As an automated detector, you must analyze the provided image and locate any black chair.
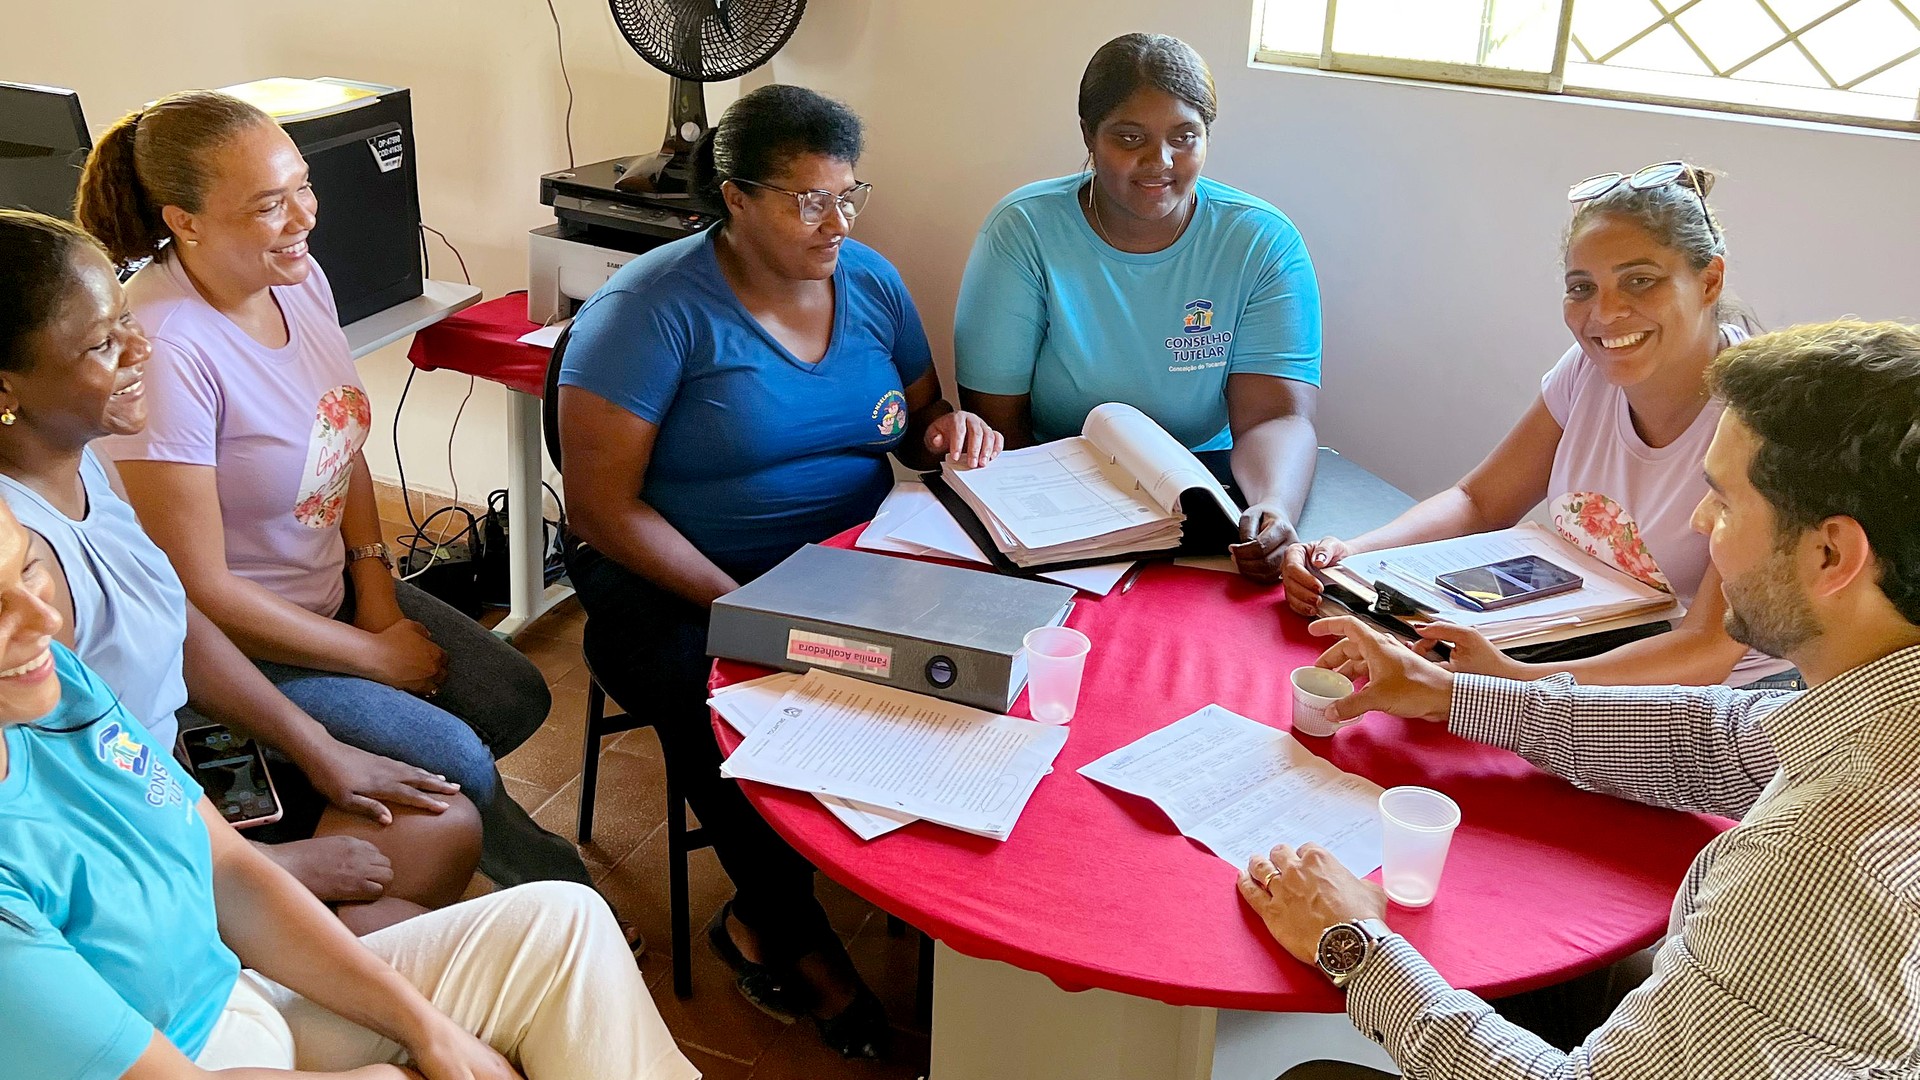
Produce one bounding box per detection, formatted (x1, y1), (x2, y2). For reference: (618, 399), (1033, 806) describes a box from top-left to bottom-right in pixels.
(544, 327), (710, 999)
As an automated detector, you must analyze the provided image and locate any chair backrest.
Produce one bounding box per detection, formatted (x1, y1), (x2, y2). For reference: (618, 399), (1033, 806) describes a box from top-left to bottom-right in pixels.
(542, 323), (573, 469)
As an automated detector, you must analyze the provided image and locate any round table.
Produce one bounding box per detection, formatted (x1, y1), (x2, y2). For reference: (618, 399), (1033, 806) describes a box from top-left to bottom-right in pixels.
(711, 529), (1730, 1075)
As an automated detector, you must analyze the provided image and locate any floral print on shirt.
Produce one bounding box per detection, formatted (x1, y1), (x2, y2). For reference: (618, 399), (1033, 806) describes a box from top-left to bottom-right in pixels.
(1551, 491), (1672, 594)
(293, 385), (372, 529)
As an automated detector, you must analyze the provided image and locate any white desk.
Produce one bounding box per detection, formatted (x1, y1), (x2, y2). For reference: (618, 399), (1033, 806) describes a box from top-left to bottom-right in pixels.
(344, 280), (483, 359)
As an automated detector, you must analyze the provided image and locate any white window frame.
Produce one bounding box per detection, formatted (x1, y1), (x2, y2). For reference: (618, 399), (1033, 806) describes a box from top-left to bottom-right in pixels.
(1254, 0), (1920, 133)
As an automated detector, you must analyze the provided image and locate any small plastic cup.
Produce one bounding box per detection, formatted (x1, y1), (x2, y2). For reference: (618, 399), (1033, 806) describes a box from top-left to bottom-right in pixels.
(1378, 786), (1462, 908)
(1023, 626), (1091, 724)
(1289, 666), (1356, 737)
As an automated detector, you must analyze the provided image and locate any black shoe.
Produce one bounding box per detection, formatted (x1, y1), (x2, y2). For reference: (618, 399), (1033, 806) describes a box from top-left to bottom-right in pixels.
(814, 985), (891, 1060)
(705, 902), (803, 1021)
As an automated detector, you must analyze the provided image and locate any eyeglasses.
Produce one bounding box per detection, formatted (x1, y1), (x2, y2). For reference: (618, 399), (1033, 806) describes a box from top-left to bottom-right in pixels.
(728, 179), (873, 225)
(1567, 160), (1721, 246)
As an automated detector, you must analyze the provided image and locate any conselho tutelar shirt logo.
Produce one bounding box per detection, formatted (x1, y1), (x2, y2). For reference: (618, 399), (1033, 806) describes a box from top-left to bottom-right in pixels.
(1167, 298), (1232, 371)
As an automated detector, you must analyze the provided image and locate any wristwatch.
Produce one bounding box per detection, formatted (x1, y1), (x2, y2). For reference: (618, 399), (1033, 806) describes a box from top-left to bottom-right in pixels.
(347, 542), (394, 571)
(1316, 918), (1391, 989)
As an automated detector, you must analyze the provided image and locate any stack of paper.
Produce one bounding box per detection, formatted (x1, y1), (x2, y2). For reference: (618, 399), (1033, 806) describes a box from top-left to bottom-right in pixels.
(1079, 705), (1384, 875)
(942, 438), (1184, 565)
(709, 673), (915, 840)
(1329, 523), (1680, 645)
(857, 481), (1136, 595)
(937, 403), (1241, 568)
(719, 669), (1068, 841)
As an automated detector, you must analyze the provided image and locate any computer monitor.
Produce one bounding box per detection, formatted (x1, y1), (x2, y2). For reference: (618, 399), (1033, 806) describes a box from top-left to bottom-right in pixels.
(0, 81), (90, 218)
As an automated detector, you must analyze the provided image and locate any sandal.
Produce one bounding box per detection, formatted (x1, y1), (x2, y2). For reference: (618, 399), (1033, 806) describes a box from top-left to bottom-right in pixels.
(814, 984), (891, 1060)
(705, 902), (804, 1021)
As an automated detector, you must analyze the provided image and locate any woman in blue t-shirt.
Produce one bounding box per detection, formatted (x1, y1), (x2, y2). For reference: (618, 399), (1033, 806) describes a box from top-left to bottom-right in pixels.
(558, 84), (998, 1059)
(954, 33), (1325, 582)
(0, 497), (696, 1080)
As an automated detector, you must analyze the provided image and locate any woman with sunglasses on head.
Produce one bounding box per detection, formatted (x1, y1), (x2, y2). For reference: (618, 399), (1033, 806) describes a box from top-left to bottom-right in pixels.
(0, 495), (696, 1080)
(74, 90), (593, 889)
(0, 208), (481, 934)
(955, 33), (1324, 583)
(558, 83), (994, 1059)
(1283, 163), (1796, 689)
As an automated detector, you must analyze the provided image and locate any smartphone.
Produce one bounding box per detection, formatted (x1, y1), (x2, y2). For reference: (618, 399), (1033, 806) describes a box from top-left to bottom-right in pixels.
(1434, 555), (1583, 612)
(176, 724), (283, 829)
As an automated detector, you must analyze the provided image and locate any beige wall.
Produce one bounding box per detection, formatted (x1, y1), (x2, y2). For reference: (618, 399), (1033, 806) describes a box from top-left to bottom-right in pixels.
(11, 0), (1920, 505)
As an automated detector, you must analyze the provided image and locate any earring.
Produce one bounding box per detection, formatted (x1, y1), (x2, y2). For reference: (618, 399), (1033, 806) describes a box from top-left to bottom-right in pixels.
(1, 408), (16, 426)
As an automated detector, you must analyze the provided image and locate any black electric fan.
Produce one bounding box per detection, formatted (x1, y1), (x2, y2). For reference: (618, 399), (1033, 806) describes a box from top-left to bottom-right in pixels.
(608, 0), (807, 194)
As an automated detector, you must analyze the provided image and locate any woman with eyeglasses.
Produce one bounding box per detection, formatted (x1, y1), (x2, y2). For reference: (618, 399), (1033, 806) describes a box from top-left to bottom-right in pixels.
(1283, 163), (1796, 689)
(0, 494), (695, 1080)
(557, 83), (993, 1059)
(954, 33), (1325, 583)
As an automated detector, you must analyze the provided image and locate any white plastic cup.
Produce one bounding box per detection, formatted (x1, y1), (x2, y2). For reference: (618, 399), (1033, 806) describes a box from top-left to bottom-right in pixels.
(1289, 666), (1356, 737)
(1378, 786), (1462, 908)
(1023, 626), (1091, 724)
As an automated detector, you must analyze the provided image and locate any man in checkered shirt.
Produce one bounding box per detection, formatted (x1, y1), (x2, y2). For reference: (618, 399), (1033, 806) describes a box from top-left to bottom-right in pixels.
(1243, 321), (1920, 1080)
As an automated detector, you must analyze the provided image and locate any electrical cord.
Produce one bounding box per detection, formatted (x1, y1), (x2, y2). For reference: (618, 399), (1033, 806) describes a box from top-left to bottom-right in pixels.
(396, 223), (477, 577)
(544, 0), (577, 168)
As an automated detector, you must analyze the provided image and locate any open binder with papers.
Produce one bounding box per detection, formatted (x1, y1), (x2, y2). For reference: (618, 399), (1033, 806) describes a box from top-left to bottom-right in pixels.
(1316, 522), (1682, 656)
(927, 402), (1243, 573)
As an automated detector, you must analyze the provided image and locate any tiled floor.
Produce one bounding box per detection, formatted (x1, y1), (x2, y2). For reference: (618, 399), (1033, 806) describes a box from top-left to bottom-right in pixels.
(491, 595), (933, 1079)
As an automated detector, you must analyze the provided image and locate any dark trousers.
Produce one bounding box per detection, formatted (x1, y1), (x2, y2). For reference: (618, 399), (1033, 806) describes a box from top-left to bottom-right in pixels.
(568, 543), (835, 963)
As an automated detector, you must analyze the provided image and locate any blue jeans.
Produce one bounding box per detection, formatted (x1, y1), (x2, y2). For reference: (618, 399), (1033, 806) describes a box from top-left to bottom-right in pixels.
(255, 578), (590, 887)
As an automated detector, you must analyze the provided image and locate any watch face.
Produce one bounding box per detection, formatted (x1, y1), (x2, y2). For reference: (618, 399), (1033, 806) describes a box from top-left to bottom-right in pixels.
(1318, 925), (1367, 975)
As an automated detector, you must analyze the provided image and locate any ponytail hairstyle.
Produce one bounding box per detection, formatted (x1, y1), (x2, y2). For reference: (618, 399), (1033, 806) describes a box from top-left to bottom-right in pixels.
(75, 90), (273, 267)
(0, 209), (109, 376)
(1078, 33), (1218, 134)
(689, 84), (863, 221)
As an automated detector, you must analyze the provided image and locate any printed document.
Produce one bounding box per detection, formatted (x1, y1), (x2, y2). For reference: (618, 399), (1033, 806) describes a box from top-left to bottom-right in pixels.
(719, 669), (1068, 840)
(709, 674), (914, 840)
(938, 402), (1240, 567)
(856, 481), (1135, 595)
(1333, 523), (1677, 642)
(1079, 704), (1383, 876)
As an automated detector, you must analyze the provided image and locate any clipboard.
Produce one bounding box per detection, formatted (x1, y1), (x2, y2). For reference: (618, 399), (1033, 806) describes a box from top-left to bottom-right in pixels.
(1315, 574), (1673, 663)
(924, 472), (1238, 577)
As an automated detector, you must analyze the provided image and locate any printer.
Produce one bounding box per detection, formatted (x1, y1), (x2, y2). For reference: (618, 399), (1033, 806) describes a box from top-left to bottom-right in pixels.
(527, 157), (721, 324)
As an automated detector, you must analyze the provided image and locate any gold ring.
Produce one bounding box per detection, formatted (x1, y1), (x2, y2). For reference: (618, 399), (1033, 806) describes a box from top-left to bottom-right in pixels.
(1259, 867), (1281, 890)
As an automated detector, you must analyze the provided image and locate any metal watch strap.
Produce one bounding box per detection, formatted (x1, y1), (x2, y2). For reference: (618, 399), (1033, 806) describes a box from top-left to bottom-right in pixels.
(1319, 917), (1392, 989)
(347, 542), (393, 569)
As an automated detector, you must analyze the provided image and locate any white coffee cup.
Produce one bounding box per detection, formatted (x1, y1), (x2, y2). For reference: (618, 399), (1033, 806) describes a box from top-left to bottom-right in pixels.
(1290, 666), (1356, 737)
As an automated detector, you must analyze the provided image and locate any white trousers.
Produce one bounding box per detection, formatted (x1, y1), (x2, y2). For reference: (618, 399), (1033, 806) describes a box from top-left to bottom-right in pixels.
(195, 881), (698, 1080)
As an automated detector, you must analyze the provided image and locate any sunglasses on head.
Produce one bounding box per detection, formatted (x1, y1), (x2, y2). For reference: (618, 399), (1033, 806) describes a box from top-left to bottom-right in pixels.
(1568, 160), (1721, 245)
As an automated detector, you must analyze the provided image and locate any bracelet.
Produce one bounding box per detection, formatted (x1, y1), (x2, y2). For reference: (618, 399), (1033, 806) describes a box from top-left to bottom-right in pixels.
(347, 542), (394, 570)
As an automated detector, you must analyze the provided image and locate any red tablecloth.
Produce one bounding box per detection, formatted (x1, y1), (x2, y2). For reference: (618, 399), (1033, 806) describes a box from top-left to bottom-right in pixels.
(406, 292), (550, 397)
(712, 529), (1731, 1013)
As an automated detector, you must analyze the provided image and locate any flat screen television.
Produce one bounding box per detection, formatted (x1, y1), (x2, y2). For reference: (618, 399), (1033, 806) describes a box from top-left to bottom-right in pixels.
(0, 81), (90, 218)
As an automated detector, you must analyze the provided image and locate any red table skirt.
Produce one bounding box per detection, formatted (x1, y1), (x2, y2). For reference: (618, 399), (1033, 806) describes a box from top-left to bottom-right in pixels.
(712, 528), (1730, 1013)
(406, 291), (550, 397)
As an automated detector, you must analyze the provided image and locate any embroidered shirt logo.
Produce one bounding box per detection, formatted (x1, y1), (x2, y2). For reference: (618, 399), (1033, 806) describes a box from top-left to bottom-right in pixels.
(96, 723), (151, 777)
(1182, 298), (1214, 334)
(1165, 298), (1233, 372)
(871, 389), (908, 440)
(95, 721), (188, 808)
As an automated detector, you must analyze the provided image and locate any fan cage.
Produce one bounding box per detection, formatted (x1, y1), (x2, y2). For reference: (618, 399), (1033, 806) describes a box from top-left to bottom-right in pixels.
(608, 0), (807, 82)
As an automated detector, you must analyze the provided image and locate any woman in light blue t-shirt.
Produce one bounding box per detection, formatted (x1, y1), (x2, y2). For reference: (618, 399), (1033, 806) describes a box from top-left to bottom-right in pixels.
(0, 589), (691, 1079)
(956, 33), (1325, 582)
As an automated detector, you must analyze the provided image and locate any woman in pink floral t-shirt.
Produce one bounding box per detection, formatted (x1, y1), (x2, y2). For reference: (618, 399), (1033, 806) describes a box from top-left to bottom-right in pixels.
(78, 90), (594, 886)
(1284, 164), (1789, 688)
